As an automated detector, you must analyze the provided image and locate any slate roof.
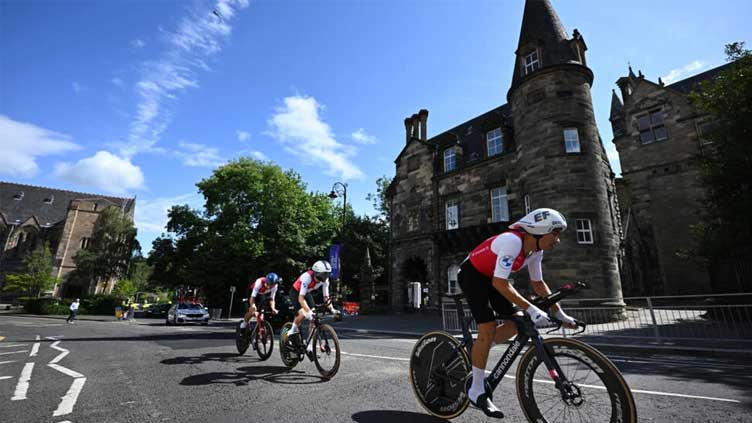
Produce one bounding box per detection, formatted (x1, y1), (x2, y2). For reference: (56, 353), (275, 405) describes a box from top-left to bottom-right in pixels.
(667, 61), (735, 94)
(0, 182), (134, 227)
(427, 104), (511, 163)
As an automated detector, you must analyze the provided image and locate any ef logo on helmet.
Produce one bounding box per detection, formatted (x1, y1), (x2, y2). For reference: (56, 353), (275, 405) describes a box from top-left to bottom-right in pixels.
(534, 211), (551, 222)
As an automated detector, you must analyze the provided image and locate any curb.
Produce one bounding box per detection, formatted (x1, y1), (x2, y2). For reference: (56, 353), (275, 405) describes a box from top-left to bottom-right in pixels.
(1, 313), (119, 322)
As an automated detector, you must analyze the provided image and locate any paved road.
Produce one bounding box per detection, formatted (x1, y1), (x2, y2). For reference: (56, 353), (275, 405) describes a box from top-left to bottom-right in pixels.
(1, 315), (750, 422)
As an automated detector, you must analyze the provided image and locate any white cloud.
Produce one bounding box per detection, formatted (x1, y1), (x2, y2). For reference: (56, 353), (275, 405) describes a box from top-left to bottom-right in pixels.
(122, 0), (249, 159)
(175, 141), (226, 168)
(54, 151), (145, 195)
(662, 60), (706, 84)
(250, 151), (267, 160)
(72, 82), (84, 93)
(134, 192), (202, 234)
(111, 78), (124, 87)
(0, 115), (81, 178)
(351, 128), (377, 145)
(130, 39), (146, 48)
(237, 130), (250, 141)
(267, 96), (364, 180)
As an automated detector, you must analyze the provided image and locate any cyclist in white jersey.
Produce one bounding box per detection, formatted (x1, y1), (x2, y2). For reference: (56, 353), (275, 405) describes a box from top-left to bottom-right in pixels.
(239, 273), (281, 329)
(287, 260), (339, 355)
(459, 208), (578, 418)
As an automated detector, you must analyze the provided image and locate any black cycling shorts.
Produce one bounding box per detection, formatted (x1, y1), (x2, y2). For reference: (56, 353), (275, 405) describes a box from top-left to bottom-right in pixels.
(251, 294), (272, 310)
(290, 288), (315, 313)
(458, 260), (515, 324)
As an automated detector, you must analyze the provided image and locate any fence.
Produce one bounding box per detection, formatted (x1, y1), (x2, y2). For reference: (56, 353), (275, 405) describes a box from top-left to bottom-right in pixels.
(441, 293), (752, 348)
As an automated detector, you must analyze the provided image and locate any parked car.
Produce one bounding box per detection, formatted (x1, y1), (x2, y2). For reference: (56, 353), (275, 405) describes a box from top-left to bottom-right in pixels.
(145, 303), (171, 318)
(166, 303), (210, 325)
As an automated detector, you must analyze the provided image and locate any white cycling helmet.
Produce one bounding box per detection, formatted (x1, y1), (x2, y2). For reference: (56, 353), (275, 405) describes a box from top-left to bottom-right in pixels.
(312, 260), (332, 281)
(509, 208), (567, 236)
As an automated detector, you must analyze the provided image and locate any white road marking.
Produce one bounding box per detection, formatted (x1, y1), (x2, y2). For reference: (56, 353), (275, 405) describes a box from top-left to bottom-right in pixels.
(0, 350), (28, 355)
(50, 341), (69, 364)
(341, 351), (410, 361)
(53, 377), (86, 416)
(0, 343), (28, 348)
(0, 376), (12, 380)
(11, 362), (34, 400)
(30, 335), (40, 357)
(0, 360), (19, 365)
(48, 363), (84, 379)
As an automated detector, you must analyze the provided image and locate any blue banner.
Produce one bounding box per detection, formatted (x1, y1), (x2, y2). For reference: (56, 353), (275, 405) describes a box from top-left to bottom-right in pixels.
(329, 244), (341, 279)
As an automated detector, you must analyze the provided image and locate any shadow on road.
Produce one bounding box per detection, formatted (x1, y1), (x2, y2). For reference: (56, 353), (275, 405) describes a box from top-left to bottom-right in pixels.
(352, 410), (445, 423)
(179, 365), (328, 386)
(161, 352), (259, 365)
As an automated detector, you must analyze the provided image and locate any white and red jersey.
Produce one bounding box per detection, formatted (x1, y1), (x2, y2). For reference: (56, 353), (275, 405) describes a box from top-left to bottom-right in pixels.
(250, 277), (278, 299)
(293, 270), (330, 297)
(467, 231), (543, 281)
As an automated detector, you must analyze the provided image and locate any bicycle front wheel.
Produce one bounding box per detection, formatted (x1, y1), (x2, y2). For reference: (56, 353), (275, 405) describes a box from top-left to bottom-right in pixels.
(313, 323), (341, 379)
(254, 321), (274, 361)
(409, 331), (471, 420)
(516, 338), (637, 423)
(235, 321), (250, 355)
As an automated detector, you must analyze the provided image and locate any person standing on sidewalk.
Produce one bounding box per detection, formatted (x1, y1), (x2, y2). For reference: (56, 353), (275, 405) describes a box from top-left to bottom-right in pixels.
(66, 298), (80, 323)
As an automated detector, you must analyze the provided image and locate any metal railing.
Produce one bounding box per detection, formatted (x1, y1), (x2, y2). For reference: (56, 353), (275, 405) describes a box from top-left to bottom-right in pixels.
(441, 293), (752, 347)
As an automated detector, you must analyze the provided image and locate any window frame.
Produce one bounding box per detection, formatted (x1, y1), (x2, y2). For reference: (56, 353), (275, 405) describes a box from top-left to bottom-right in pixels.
(563, 127), (581, 153)
(445, 200), (459, 231)
(524, 50), (540, 75)
(490, 187), (510, 223)
(524, 194), (531, 214)
(575, 219), (594, 244)
(637, 108), (669, 145)
(447, 264), (461, 295)
(486, 127), (503, 157)
(443, 148), (456, 172)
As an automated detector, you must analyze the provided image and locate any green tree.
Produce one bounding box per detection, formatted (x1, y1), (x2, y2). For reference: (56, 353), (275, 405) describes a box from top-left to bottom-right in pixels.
(689, 42), (752, 262)
(2, 243), (57, 297)
(366, 175), (392, 222)
(68, 206), (139, 291)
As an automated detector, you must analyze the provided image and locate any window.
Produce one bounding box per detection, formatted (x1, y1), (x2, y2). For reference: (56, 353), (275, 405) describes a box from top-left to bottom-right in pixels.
(447, 265), (461, 294)
(43, 195), (54, 205)
(80, 237), (92, 249)
(407, 209), (419, 232)
(443, 148), (456, 172)
(446, 201), (459, 230)
(638, 109), (668, 144)
(575, 219), (593, 244)
(490, 187), (509, 223)
(13, 192), (24, 200)
(524, 194), (531, 214)
(564, 128), (581, 153)
(524, 51), (540, 75)
(698, 120), (718, 145)
(487, 128), (503, 157)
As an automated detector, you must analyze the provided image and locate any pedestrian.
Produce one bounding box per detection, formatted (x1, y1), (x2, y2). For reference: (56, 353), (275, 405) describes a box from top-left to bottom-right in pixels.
(66, 298), (80, 324)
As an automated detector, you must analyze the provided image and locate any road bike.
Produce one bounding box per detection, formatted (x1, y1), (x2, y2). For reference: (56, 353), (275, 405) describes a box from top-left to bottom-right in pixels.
(279, 303), (341, 379)
(236, 302), (274, 360)
(409, 282), (637, 422)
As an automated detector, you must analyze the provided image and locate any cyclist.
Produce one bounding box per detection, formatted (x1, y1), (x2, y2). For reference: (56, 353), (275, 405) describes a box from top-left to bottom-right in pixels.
(287, 260), (339, 357)
(458, 208), (577, 418)
(239, 272), (281, 330)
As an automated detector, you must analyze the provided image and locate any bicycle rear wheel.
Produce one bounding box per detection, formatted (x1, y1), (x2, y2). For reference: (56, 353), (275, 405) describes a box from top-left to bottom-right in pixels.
(235, 321), (250, 355)
(516, 338), (637, 423)
(254, 321), (274, 361)
(409, 331), (471, 420)
(279, 322), (299, 369)
(312, 323), (341, 379)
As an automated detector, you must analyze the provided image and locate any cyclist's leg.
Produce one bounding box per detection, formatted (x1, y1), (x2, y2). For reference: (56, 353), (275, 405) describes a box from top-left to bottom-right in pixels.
(488, 290), (518, 345)
(458, 261), (505, 418)
(288, 289), (306, 347)
(241, 297), (255, 328)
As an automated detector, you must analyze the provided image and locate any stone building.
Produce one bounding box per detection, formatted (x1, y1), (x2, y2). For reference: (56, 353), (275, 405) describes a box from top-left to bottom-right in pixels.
(386, 0), (624, 310)
(0, 182), (136, 298)
(610, 63), (733, 296)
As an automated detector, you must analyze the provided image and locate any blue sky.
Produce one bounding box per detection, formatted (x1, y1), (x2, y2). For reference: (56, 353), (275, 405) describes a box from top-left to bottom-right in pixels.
(2, 0), (751, 253)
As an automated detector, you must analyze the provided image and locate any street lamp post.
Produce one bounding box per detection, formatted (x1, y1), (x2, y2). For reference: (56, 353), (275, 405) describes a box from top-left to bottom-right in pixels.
(328, 182), (347, 298)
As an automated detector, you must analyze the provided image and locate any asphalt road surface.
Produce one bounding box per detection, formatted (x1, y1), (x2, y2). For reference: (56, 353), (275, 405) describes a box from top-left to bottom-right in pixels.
(1, 315), (750, 423)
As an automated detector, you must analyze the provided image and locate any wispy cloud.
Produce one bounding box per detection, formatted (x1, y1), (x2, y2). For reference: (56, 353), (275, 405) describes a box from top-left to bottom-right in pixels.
(55, 151), (145, 195)
(267, 95), (364, 180)
(662, 60), (706, 84)
(175, 141), (226, 168)
(72, 82), (84, 93)
(135, 192), (203, 234)
(0, 115), (81, 178)
(130, 39), (146, 49)
(120, 0), (249, 159)
(237, 130), (250, 141)
(111, 78), (124, 87)
(351, 128), (377, 145)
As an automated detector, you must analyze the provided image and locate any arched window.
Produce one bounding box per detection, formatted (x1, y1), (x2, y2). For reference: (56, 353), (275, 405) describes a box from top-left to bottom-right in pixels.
(447, 264), (461, 294)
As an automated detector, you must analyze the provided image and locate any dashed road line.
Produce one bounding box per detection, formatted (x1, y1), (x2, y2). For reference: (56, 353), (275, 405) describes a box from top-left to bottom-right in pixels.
(11, 362), (34, 400)
(0, 376), (12, 380)
(53, 377), (86, 417)
(50, 341), (69, 364)
(30, 335), (40, 357)
(0, 343), (28, 348)
(0, 350), (28, 356)
(0, 360), (19, 365)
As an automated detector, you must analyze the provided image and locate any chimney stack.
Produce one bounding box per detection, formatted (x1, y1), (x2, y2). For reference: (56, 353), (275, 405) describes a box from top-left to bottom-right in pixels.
(411, 114), (420, 141)
(418, 109), (429, 142)
(404, 117), (412, 144)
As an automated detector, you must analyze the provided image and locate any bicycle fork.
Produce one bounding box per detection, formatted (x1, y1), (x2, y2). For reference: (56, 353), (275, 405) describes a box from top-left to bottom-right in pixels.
(530, 335), (583, 406)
